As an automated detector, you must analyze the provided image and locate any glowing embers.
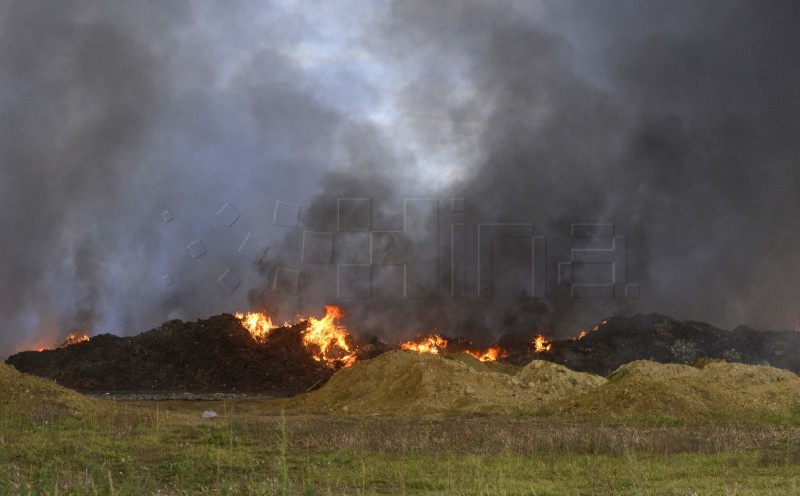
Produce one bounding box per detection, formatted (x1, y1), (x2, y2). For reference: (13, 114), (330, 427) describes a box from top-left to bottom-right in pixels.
(58, 332), (90, 348)
(401, 335), (507, 362)
(464, 345), (508, 362)
(400, 335), (448, 355)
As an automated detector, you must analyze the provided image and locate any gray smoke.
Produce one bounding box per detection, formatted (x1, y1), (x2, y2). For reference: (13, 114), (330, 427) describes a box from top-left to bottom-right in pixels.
(2, 0), (800, 356)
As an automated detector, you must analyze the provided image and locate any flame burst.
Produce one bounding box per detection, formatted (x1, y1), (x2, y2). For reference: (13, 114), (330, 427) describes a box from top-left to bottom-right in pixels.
(465, 345), (508, 362)
(58, 332), (90, 349)
(533, 335), (552, 352)
(234, 312), (276, 342)
(401, 335), (506, 362)
(401, 335), (448, 355)
(303, 305), (357, 367)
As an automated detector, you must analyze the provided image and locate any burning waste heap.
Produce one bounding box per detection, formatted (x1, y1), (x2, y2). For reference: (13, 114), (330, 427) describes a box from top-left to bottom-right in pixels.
(6, 309), (800, 396)
(6, 306), (370, 395)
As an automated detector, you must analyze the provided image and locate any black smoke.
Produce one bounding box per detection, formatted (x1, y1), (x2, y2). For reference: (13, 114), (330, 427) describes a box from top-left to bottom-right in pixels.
(2, 0), (800, 356)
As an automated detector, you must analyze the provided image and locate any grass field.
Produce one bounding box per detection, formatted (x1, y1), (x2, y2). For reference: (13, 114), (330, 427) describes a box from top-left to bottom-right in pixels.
(2, 398), (800, 495)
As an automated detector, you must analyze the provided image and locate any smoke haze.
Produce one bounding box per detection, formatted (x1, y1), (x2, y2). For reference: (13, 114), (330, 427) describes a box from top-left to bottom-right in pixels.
(2, 0), (800, 356)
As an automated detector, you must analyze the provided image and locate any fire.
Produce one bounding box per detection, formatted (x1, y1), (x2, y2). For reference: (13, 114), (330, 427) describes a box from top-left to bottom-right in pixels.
(465, 345), (508, 362)
(533, 335), (552, 352)
(58, 332), (90, 348)
(235, 307), (356, 367)
(401, 335), (448, 355)
(234, 311), (276, 342)
(302, 305), (357, 367)
(570, 329), (587, 341)
(400, 335), (506, 362)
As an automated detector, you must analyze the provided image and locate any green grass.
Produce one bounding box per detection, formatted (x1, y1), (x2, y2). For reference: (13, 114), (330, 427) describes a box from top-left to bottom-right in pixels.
(1, 401), (800, 495)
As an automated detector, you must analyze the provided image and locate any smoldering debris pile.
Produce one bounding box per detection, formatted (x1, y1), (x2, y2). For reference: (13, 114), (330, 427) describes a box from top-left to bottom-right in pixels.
(530, 314), (800, 377)
(5, 315), (338, 395)
(5, 312), (800, 402)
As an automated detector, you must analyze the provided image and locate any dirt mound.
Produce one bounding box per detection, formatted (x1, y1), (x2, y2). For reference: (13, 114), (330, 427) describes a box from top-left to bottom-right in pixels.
(0, 362), (101, 419)
(447, 352), (519, 375)
(5, 315), (334, 395)
(554, 360), (800, 421)
(280, 350), (605, 415)
(517, 359), (607, 402)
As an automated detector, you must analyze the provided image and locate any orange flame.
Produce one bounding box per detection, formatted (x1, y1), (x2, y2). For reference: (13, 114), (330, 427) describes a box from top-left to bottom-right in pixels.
(401, 335), (448, 355)
(302, 305), (357, 367)
(465, 345), (508, 362)
(533, 335), (552, 352)
(572, 329), (588, 341)
(234, 312), (276, 342)
(58, 332), (90, 349)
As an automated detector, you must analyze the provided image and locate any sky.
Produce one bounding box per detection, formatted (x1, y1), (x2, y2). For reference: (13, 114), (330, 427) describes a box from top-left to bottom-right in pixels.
(2, 0), (800, 356)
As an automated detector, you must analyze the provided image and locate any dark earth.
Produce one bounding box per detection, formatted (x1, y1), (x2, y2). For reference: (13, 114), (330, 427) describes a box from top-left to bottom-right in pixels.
(6, 313), (800, 394)
(6, 316), (345, 396)
(519, 314), (800, 376)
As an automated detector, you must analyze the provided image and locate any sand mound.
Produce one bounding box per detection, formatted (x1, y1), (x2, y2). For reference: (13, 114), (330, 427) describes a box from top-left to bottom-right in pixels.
(446, 353), (520, 375)
(0, 363), (101, 420)
(555, 360), (800, 421)
(517, 359), (607, 401)
(280, 351), (605, 415)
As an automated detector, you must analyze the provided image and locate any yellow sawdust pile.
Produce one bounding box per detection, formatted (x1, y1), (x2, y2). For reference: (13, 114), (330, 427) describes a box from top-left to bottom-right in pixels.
(554, 359), (800, 421)
(280, 351), (606, 415)
(517, 358), (608, 401)
(0, 363), (101, 419)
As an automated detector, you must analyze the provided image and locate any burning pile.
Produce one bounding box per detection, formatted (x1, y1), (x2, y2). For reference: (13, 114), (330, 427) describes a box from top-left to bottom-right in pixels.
(235, 305), (357, 368)
(233, 312), (275, 342)
(302, 306), (357, 367)
(7, 310), (800, 397)
(58, 332), (90, 348)
(400, 335), (509, 362)
(6, 315), (338, 394)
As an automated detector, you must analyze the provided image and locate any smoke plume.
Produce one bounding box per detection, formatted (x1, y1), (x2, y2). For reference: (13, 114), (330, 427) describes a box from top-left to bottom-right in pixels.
(2, 0), (800, 356)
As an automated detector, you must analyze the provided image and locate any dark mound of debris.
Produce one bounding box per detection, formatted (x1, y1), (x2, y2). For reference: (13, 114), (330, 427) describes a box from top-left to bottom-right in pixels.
(7, 312), (799, 394)
(5, 315), (341, 395)
(524, 314), (800, 376)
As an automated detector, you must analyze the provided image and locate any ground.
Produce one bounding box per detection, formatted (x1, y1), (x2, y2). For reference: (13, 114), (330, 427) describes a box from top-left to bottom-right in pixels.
(2, 399), (800, 495)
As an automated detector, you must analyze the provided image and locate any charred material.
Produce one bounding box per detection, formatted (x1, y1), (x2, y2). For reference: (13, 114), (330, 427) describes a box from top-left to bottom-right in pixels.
(525, 314), (800, 376)
(5, 315), (338, 395)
